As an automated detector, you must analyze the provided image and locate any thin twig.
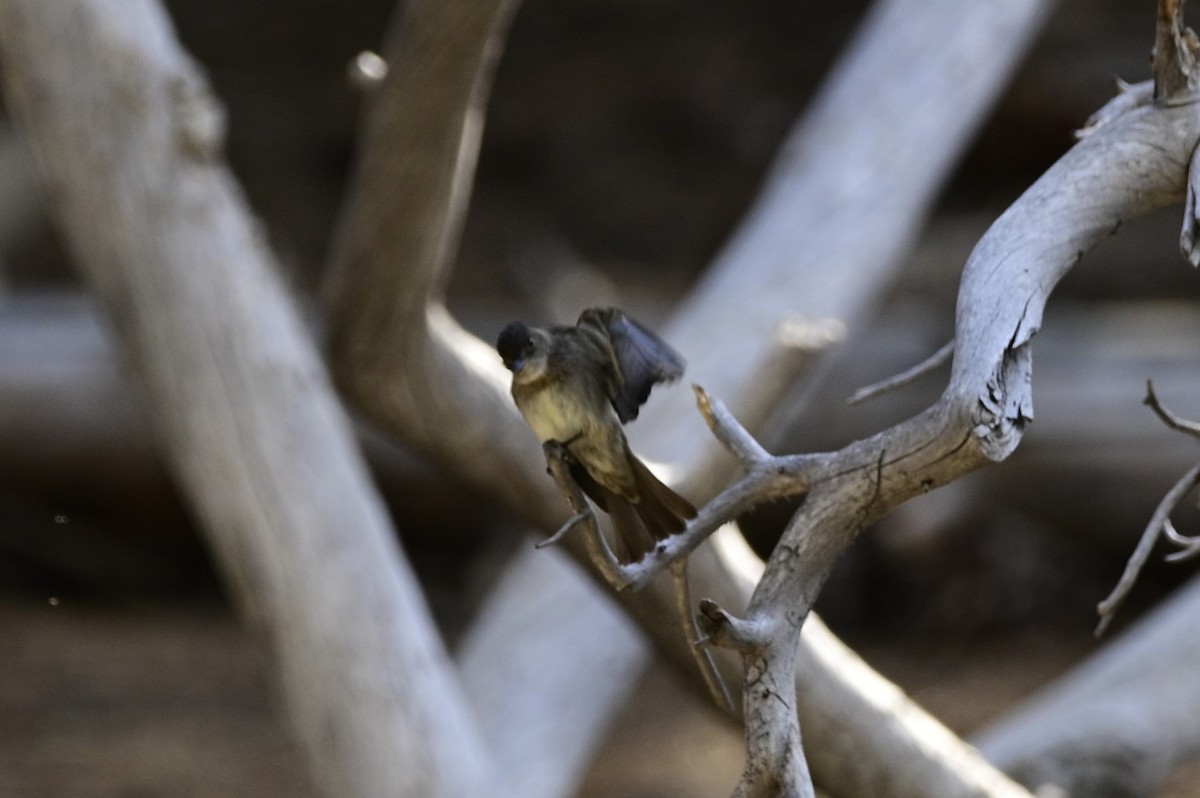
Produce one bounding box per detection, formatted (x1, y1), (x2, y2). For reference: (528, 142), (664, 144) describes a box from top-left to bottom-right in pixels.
(694, 384), (772, 465)
(538, 386), (808, 594)
(1161, 516), (1200, 548)
(847, 340), (954, 405)
(617, 390), (811, 591)
(541, 441), (625, 587)
(1145, 380), (1200, 438)
(671, 560), (734, 712)
(1163, 515), (1200, 561)
(1097, 383), (1200, 634)
(1096, 463), (1200, 636)
(534, 509), (593, 549)
(541, 440), (732, 712)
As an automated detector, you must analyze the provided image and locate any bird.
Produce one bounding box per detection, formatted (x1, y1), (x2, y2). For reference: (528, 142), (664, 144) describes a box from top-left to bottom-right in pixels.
(496, 307), (697, 563)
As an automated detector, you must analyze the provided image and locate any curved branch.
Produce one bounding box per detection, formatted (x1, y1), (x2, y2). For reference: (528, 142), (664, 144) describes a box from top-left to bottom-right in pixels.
(1096, 383), (1200, 634)
(1145, 380), (1200, 438)
(323, 0), (1060, 794)
(636, 0), (1057, 494)
(325, 0), (536, 506)
(711, 89), (1200, 796)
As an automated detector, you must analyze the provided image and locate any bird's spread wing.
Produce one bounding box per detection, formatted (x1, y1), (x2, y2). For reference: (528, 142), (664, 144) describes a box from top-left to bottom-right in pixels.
(577, 307), (685, 423)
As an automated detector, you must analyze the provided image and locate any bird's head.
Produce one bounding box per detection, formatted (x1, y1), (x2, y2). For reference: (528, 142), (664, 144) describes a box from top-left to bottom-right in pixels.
(497, 321), (551, 382)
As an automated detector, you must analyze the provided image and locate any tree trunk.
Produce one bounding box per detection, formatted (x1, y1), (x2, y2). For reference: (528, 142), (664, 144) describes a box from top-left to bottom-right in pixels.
(0, 2), (502, 796)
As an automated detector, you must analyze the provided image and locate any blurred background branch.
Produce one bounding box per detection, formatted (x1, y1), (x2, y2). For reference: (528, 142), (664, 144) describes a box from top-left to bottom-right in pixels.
(3, 0), (1200, 796)
(0, 1), (503, 796)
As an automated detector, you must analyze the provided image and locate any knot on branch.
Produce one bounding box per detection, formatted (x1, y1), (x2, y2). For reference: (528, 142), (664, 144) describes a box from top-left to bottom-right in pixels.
(169, 67), (227, 161)
(696, 599), (771, 653)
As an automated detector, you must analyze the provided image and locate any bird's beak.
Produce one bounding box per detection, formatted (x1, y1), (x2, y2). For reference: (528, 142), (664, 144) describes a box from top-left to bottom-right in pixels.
(502, 357), (523, 372)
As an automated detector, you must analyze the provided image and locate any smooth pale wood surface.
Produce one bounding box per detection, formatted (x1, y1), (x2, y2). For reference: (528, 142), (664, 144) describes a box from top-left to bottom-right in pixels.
(0, 2), (502, 796)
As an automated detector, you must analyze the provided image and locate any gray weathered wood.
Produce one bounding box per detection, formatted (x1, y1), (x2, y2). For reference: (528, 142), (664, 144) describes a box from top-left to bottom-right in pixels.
(710, 81), (1200, 798)
(457, 544), (648, 798)
(0, 2), (503, 796)
(976, 574), (1200, 797)
(322, 0), (1058, 793)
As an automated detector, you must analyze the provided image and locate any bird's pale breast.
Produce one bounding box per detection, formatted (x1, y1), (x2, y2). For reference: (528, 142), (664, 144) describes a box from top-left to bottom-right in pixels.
(515, 380), (593, 443)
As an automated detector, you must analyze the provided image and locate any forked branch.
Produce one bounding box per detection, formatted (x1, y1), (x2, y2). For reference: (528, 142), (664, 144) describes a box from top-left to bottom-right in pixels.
(538, 385), (810, 592)
(540, 439), (736, 710)
(1097, 384), (1200, 635)
(321, 0), (1187, 793)
(631, 14), (1200, 788)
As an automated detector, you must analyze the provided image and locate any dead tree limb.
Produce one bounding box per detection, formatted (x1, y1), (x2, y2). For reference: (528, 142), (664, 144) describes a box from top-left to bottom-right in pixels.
(0, 2), (505, 797)
(6, 293), (1200, 528)
(325, 3), (651, 794)
(324, 0), (1056, 795)
(636, 0), (1057, 497)
(982, 8), (1200, 776)
(675, 45), (1200, 794)
(1094, 383), (1200, 630)
(456, 543), (647, 798)
(1096, 460), (1200, 635)
(978, 573), (1200, 797)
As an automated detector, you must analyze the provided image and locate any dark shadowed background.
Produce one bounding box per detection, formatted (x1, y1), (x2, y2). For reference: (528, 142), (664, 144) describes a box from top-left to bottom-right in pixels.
(2, 0), (1200, 795)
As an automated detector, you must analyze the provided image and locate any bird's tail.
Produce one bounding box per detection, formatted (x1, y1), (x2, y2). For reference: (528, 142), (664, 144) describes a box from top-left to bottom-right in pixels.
(570, 453), (696, 564)
(610, 450), (696, 563)
(627, 450), (696, 541)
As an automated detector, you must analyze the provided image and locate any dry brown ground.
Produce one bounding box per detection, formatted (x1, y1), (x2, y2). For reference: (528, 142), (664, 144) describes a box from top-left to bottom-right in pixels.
(4, 600), (1198, 797)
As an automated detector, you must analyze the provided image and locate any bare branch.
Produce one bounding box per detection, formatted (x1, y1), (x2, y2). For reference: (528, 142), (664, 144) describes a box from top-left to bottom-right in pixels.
(732, 638), (815, 798)
(1162, 517), (1200, 561)
(534, 509), (594, 550)
(1145, 379), (1200, 438)
(1096, 464), (1200, 636)
(22, 291), (1200, 795)
(1095, 382), (1200, 635)
(324, 0), (539, 512)
(541, 440), (736, 712)
(695, 384), (774, 467)
(847, 339), (955, 405)
(322, 0), (1064, 793)
(979, 573), (1200, 796)
(618, 398), (811, 591)
(1154, 0), (1200, 100)
(705, 72), (1200, 796)
(638, 0), (1056, 496)
(541, 441), (625, 587)
(697, 598), (772, 653)
(0, 2), (502, 796)
(671, 561), (734, 713)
